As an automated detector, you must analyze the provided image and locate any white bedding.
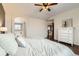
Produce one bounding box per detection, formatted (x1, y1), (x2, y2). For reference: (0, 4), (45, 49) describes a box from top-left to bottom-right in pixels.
(15, 39), (76, 56)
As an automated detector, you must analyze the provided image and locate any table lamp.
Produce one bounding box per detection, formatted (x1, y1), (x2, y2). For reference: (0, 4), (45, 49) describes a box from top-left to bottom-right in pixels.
(0, 27), (7, 33)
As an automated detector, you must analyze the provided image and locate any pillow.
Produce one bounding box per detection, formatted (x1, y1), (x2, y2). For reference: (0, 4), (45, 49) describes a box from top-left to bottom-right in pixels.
(15, 36), (26, 48)
(0, 46), (6, 56)
(0, 33), (18, 55)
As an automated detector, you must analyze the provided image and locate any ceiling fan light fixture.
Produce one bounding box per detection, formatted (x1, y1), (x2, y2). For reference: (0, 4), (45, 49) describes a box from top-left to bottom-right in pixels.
(42, 6), (48, 11)
(34, 3), (58, 12)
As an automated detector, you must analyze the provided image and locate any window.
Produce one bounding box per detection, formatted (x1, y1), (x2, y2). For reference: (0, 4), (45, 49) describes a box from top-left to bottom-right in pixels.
(14, 23), (22, 31)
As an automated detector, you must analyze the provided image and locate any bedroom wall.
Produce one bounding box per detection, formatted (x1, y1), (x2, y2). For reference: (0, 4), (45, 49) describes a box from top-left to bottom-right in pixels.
(5, 14), (47, 39)
(49, 8), (79, 45)
(26, 18), (47, 39)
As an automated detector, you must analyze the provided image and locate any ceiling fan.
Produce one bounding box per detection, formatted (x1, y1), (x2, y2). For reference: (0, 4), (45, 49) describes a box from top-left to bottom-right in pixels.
(34, 3), (58, 12)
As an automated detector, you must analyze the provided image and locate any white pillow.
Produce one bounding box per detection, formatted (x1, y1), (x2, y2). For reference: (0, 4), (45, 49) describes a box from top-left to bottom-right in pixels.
(0, 33), (18, 55)
(15, 37), (26, 48)
(0, 46), (6, 56)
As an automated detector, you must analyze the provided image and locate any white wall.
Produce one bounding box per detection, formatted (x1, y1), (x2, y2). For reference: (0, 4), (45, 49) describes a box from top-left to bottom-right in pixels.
(49, 8), (79, 45)
(5, 13), (47, 39)
(26, 18), (47, 39)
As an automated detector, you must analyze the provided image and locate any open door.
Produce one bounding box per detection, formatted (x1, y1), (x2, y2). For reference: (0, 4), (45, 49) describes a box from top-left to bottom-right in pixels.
(47, 20), (54, 40)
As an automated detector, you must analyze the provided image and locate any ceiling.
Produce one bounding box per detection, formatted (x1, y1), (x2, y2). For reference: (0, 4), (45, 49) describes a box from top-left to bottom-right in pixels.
(2, 3), (79, 20)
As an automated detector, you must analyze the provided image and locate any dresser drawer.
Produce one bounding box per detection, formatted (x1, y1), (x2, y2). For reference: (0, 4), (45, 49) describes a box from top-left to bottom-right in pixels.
(58, 38), (68, 42)
(58, 27), (73, 45)
(58, 38), (73, 44)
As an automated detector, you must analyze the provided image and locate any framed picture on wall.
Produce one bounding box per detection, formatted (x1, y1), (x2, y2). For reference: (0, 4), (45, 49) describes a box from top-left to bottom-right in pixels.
(62, 18), (73, 27)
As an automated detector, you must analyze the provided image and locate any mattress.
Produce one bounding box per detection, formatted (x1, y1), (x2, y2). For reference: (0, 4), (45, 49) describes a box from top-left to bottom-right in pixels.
(14, 39), (76, 56)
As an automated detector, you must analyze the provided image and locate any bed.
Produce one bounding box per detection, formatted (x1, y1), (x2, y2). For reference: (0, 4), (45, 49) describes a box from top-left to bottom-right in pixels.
(0, 33), (76, 56)
(15, 38), (76, 56)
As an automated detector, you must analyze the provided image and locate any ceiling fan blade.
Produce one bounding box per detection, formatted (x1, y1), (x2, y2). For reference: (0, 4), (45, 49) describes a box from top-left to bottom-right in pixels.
(34, 4), (42, 6)
(48, 3), (58, 6)
(43, 3), (48, 6)
(47, 8), (51, 11)
(40, 8), (43, 12)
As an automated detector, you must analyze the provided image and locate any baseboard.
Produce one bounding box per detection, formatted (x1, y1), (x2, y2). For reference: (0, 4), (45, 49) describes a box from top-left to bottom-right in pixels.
(73, 42), (79, 46)
(52, 39), (79, 47)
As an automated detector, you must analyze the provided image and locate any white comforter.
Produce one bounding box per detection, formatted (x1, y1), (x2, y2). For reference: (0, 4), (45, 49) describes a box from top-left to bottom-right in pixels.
(15, 39), (75, 56)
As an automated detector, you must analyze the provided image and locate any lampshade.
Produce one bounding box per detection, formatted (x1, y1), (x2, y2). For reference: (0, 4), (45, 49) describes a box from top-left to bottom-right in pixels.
(48, 26), (50, 30)
(48, 25), (51, 30)
(0, 27), (7, 32)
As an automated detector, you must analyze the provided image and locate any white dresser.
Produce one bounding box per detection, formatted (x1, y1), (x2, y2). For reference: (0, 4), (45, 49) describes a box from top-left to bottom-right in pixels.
(58, 27), (74, 46)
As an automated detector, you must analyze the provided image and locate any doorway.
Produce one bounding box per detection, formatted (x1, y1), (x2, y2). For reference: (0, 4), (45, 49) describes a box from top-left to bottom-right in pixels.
(47, 20), (54, 40)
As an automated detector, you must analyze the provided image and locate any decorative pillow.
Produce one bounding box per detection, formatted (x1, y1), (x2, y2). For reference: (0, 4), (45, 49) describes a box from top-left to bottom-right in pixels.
(15, 36), (26, 48)
(0, 46), (6, 56)
(0, 33), (18, 55)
